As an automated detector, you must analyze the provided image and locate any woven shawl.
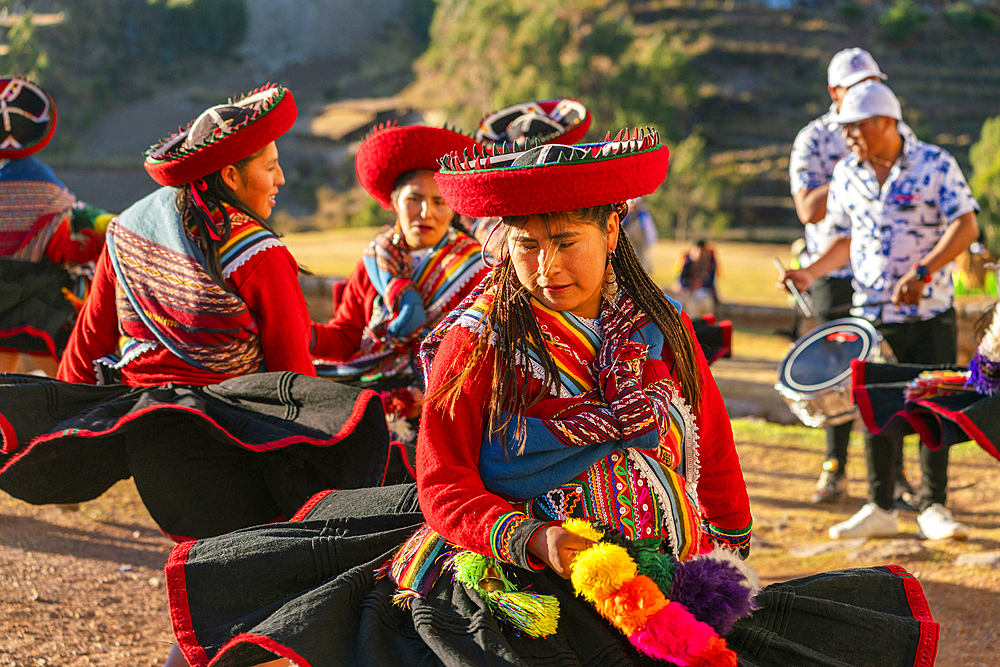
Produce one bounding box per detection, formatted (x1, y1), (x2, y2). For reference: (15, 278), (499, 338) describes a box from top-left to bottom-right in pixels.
(106, 186), (269, 375)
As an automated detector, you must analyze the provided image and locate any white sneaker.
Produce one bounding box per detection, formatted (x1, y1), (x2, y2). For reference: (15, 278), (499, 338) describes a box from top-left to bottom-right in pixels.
(828, 503), (899, 539)
(917, 504), (969, 540)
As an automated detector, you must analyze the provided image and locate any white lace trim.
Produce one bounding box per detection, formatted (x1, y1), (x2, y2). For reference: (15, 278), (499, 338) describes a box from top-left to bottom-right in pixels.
(222, 238), (284, 279)
(672, 392), (701, 494)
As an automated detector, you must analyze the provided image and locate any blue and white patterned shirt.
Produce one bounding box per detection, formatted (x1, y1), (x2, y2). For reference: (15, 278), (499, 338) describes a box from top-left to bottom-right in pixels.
(790, 106), (919, 280)
(826, 135), (979, 324)
(789, 103), (853, 278)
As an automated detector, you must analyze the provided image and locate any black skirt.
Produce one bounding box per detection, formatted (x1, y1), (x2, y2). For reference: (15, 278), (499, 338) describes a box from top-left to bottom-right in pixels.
(0, 372), (390, 540)
(166, 485), (939, 667)
(0, 257), (77, 356)
(853, 360), (1000, 461)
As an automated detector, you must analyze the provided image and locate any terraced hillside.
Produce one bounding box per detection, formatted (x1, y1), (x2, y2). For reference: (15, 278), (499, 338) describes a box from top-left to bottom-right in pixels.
(629, 0), (1000, 239)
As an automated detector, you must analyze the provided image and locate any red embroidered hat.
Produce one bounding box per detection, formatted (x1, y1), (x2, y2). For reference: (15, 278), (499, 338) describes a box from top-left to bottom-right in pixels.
(144, 84), (296, 186)
(354, 122), (478, 209)
(475, 98), (591, 148)
(434, 128), (669, 218)
(0, 78), (57, 159)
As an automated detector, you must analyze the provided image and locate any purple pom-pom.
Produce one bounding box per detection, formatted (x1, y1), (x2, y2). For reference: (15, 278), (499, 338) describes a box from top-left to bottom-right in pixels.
(667, 557), (755, 635)
(967, 352), (1000, 396)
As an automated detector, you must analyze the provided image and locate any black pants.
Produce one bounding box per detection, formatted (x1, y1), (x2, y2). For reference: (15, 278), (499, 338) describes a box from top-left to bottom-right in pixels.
(809, 277), (856, 473)
(868, 308), (958, 511)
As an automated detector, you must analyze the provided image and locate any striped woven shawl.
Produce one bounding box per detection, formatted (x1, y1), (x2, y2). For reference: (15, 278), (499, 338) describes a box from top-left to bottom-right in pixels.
(106, 186), (271, 375)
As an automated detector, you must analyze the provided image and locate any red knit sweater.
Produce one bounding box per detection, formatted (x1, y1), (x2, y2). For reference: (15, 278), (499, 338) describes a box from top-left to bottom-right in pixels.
(416, 313), (751, 559)
(58, 221), (315, 387)
(310, 259), (378, 361)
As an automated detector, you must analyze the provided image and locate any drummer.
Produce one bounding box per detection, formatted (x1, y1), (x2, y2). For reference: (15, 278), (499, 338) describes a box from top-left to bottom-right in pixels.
(789, 48), (917, 505)
(782, 81), (979, 541)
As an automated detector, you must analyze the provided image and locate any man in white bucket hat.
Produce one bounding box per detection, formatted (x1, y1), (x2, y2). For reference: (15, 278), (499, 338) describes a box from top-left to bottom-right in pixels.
(788, 48), (915, 506)
(784, 80), (980, 542)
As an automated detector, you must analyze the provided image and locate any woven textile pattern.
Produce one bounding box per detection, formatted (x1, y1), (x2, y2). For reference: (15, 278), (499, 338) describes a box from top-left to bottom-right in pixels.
(0, 180), (75, 260)
(108, 205), (264, 375)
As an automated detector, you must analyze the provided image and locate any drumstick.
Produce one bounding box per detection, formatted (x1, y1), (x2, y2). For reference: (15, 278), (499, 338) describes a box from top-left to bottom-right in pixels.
(772, 257), (812, 318)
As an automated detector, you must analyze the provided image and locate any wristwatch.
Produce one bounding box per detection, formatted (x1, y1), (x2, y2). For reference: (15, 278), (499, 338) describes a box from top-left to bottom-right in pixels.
(912, 263), (931, 283)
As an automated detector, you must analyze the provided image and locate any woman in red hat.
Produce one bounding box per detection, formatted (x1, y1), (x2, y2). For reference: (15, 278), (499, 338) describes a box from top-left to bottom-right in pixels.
(161, 128), (938, 667)
(0, 85), (389, 543)
(310, 123), (490, 477)
(0, 76), (112, 375)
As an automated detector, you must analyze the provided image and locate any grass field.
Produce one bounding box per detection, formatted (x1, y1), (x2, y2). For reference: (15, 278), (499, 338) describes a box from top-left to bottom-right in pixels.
(282, 228), (796, 308)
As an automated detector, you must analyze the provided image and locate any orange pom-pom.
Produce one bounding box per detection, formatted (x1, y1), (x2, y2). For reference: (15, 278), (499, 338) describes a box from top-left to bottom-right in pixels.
(691, 636), (738, 667)
(596, 575), (668, 635)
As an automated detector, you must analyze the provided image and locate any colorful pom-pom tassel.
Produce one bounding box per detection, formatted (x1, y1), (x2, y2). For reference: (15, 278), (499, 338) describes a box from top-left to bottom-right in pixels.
(563, 517), (605, 543)
(594, 574), (667, 635)
(569, 542), (637, 604)
(628, 600), (738, 667)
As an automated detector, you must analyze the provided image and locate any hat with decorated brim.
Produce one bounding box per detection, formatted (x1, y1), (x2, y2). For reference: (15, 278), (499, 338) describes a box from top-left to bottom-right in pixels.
(475, 98), (591, 148)
(434, 128), (669, 218)
(144, 83), (296, 186)
(0, 77), (57, 159)
(355, 122), (478, 209)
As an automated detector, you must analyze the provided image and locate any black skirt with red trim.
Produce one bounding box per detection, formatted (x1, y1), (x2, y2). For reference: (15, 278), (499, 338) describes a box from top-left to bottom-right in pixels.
(0, 372), (390, 541)
(0, 257), (77, 358)
(852, 360), (1000, 461)
(165, 484), (939, 667)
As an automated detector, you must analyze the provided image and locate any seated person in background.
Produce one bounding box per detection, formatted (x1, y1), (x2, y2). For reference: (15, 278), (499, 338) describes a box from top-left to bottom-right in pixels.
(310, 123), (489, 474)
(0, 77), (112, 376)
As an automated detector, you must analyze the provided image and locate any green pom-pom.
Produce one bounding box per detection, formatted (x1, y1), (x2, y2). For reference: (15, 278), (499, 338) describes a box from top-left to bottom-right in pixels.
(635, 549), (676, 594)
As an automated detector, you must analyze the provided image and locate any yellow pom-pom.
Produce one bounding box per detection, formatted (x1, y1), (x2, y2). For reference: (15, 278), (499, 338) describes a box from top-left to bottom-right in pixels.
(94, 213), (115, 235)
(562, 518), (604, 543)
(570, 543), (637, 604)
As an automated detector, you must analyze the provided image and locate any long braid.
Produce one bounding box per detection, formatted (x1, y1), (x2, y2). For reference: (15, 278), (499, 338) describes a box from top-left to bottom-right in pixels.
(612, 229), (702, 409)
(174, 155), (291, 292)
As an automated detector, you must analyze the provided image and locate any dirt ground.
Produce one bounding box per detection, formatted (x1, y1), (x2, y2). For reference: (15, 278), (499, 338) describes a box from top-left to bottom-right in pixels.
(1, 420), (998, 666)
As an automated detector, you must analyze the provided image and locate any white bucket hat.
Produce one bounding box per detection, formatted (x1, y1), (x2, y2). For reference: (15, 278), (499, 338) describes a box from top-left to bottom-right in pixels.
(833, 81), (902, 124)
(828, 48), (888, 89)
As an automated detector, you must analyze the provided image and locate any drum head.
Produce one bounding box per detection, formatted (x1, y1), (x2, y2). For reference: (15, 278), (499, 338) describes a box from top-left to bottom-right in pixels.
(777, 318), (879, 394)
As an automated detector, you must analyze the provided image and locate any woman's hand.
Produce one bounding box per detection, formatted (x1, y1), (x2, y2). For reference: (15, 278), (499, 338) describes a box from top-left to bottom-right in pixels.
(527, 525), (596, 578)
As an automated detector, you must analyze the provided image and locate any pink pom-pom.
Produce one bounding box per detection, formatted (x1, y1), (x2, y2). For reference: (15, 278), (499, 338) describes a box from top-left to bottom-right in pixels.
(628, 601), (737, 667)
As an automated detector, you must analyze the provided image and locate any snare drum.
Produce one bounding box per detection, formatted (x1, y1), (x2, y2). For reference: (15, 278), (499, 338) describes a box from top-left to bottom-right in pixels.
(775, 318), (893, 428)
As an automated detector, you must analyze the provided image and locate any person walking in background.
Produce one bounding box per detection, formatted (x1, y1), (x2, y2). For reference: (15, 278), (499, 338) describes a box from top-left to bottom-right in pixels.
(783, 81), (979, 541)
(621, 196), (657, 273)
(789, 48), (918, 504)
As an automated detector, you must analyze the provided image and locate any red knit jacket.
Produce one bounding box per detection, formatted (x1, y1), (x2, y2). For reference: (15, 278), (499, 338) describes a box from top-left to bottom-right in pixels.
(58, 220), (315, 387)
(417, 313), (751, 561)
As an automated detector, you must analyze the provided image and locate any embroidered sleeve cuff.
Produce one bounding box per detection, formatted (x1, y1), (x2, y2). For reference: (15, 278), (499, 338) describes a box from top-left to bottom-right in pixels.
(386, 278), (416, 311)
(490, 511), (548, 569)
(703, 519), (752, 559)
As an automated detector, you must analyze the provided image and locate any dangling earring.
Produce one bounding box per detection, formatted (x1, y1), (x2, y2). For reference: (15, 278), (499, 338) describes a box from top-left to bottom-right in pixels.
(602, 254), (619, 303)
